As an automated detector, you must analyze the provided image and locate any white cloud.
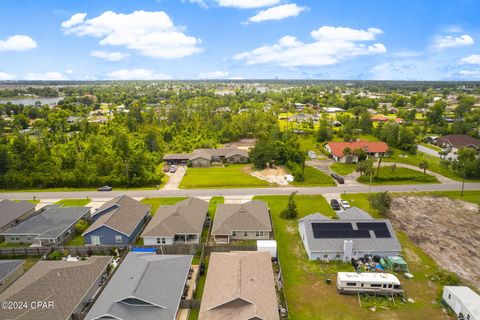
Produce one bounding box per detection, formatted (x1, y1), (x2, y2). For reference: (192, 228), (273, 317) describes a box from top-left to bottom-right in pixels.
(61, 13), (87, 28)
(215, 0), (280, 9)
(234, 26), (386, 67)
(433, 34), (474, 49)
(106, 69), (172, 80)
(0, 72), (16, 80)
(62, 10), (202, 59)
(182, 0), (208, 8)
(0, 35), (37, 51)
(248, 4), (306, 23)
(24, 72), (66, 80)
(459, 54), (480, 65)
(91, 50), (129, 61)
(459, 69), (480, 77)
(198, 70), (229, 79)
(65, 69), (74, 74)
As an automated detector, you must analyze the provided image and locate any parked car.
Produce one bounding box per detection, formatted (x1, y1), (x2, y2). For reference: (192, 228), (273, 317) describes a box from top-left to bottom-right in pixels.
(169, 165), (177, 173)
(330, 199), (341, 210)
(340, 200), (351, 210)
(331, 173), (345, 184)
(98, 186), (112, 191)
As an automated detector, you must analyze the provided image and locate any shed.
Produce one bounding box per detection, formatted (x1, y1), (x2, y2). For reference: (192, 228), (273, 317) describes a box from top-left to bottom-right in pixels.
(257, 240), (277, 258)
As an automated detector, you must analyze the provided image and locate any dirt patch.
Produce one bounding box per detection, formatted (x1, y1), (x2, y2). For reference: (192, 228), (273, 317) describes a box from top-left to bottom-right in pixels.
(389, 196), (480, 289)
(250, 166), (291, 186)
(224, 138), (255, 150)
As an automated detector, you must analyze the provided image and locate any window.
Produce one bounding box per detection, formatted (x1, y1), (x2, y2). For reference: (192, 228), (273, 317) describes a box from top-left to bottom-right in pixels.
(259, 231), (264, 236)
(370, 284), (382, 288)
(232, 231), (236, 236)
(467, 315), (470, 320)
(448, 294), (451, 299)
(256, 231), (260, 237)
(244, 231), (248, 237)
(156, 238), (162, 244)
(336, 254), (341, 259)
(115, 235), (123, 243)
(346, 282), (357, 287)
(323, 254), (328, 259)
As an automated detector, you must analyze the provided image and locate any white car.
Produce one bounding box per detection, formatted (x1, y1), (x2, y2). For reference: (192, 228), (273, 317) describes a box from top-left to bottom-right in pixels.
(340, 200), (350, 210)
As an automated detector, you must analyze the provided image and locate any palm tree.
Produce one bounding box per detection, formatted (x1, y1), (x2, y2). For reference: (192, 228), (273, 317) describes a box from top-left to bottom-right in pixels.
(419, 160), (429, 174)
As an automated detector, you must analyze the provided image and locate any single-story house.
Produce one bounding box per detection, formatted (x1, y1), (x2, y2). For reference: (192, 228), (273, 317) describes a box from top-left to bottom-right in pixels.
(85, 252), (192, 320)
(211, 200), (272, 244)
(0, 199), (36, 237)
(435, 134), (480, 152)
(0, 206), (91, 246)
(83, 195), (150, 245)
(325, 141), (389, 163)
(141, 198), (208, 245)
(298, 207), (401, 261)
(443, 286), (480, 320)
(198, 251), (279, 320)
(0, 256), (112, 320)
(0, 260), (24, 294)
(370, 114), (389, 122)
(163, 148), (249, 167)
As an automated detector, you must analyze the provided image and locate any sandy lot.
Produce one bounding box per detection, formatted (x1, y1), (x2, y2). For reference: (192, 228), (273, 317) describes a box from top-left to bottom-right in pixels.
(389, 196), (480, 289)
(250, 166), (290, 185)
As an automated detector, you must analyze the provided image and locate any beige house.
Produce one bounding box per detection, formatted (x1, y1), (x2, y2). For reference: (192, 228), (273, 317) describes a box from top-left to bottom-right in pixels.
(163, 147), (249, 167)
(211, 200), (272, 244)
(199, 251), (279, 320)
(141, 197), (208, 245)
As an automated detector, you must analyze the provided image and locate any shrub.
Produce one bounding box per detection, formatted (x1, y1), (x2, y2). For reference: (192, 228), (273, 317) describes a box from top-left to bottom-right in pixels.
(48, 250), (63, 260)
(280, 192), (298, 219)
(369, 191), (392, 216)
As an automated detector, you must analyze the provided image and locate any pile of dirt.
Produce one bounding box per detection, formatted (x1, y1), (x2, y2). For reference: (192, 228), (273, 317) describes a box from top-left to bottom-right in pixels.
(389, 196), (480, 289)
(250, 166), (291, 186)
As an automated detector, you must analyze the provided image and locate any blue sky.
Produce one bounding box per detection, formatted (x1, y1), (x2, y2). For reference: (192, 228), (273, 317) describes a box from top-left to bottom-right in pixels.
(0, 0), (480, 80)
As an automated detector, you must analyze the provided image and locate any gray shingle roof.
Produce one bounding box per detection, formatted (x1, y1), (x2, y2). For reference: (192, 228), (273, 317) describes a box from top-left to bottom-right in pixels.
(336, 207), (373, 220)
(141, 198), (208, 238)
(0, 207), (90, 240)
(84, 195), (150, 237)
(0, 256), (111, 320)
(163, 148), (249, 162)
(0, 260), (24, 282)
(85, 253), (192, 320)
(0, 199), (35, 229)
(212, 201), (272, 235)
(299, 210), (401, 253)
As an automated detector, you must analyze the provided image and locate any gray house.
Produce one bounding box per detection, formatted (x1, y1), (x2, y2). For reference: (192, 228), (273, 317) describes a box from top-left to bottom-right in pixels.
(85, 252), (192, 320)
(0, 206), (90, 246)
(83, 195), (150, 245)
(299, 207), (401, 261)
(141, 198), (208, 245)
(0, 260), (24, 294)
(211, 200), (272, 244)
(164, 148), (249, 167)
(0, 256), (112, 320)
(0, 200), (36, 237)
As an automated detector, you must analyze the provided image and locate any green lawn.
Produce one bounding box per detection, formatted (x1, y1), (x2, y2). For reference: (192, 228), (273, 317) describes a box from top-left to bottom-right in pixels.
(208, 196), (224, 219)
(298, 135), (325, 156)
(55, 199), (91, 207)
(258, 193), (448, 320)
(290, 166), (336, 186)
(0, 241), (31, 248)
(66, 234), (84, 246)
(141, 197), (187, 215)
(330, 163), (356, 176)
(383, 148), (480, 182)
(179, 164), (270, 189)
(357, 166), (438, 185)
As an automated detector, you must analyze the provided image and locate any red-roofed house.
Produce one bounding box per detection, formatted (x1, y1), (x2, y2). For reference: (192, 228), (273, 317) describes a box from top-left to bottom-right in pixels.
(370, 115), (389, 122)
(325, 141), (389, 163)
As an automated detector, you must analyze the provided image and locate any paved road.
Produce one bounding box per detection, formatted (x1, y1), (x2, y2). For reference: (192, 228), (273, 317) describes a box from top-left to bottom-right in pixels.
(417, 145), (457, 160)
(1, 182), (479, 200)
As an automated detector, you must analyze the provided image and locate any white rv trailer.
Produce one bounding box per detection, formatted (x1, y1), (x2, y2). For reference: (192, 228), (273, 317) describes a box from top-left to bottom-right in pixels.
(442, 286), (480, 320)
(336, 272), (403, 295)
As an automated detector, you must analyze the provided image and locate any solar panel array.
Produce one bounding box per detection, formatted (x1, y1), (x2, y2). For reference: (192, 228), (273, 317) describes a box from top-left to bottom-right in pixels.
(311, 222), (392, 239)
(357, 222), (391, 238)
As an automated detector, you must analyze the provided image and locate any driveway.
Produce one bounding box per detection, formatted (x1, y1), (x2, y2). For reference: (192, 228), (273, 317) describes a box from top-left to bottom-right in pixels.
(306, 159), (363, 187)
(417, 145), (457, 160)
(162, 166), (186, 190)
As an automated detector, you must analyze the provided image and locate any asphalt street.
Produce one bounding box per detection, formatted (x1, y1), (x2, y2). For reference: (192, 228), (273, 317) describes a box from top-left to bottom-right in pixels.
(1, 182), (479, 200)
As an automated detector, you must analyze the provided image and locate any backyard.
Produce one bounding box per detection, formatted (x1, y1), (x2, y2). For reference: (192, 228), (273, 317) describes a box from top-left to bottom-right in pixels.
(254, 194), (451, 320)
(179, 164), (270, 188)
(357, 166), (438, 185)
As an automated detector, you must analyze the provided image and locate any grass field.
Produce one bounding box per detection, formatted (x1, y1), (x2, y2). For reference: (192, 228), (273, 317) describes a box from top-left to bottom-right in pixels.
(179, 164), (270, 189)
(330, 163), (356, 176)
(291, 166), (336, 186)
(55, 198), (91, 207)
(141, 197), (187, 215)
(255, 193), (448, 319)
(357, 166), (438, 185)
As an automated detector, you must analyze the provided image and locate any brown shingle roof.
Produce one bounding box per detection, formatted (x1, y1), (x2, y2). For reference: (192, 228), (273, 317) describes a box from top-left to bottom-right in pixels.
(0, 256), (111, 320)
(436, 134), (480, 149)
(84, 195), (150, 236)
(141, 198), (208, 237)
(211, 201), (272, 235)
(198, 251), (279, 320)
